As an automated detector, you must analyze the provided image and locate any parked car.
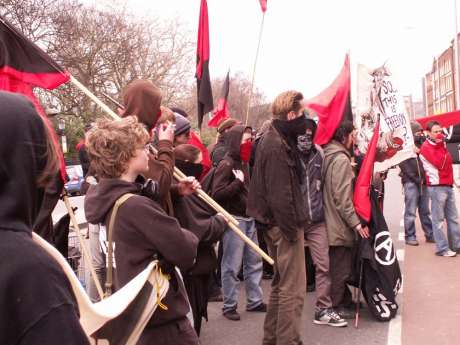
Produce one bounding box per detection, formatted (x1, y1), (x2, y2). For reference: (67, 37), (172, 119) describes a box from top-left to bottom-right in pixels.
(65, 164), (84, 196)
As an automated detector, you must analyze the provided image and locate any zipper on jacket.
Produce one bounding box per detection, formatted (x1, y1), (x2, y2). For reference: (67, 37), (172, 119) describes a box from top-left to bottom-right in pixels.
(415, 155), (423, 195)
(306, 152), (319, 221)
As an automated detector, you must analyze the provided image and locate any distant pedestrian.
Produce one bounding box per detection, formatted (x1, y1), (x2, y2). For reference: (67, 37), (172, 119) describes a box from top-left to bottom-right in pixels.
(399, 121), (434, 246)
(420, 120), (460, 257)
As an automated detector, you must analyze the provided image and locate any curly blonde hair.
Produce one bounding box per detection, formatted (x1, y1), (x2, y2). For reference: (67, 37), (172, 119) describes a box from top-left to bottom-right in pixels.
(271, 90), (304, 120)
(86, 116), (150, 178)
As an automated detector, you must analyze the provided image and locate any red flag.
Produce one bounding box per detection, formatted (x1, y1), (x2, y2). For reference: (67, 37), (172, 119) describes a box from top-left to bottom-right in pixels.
(196, 0), (213, 129)
(416, 110), (460, 129)
(188, 131), (212, 179)
(353, 121), (380, 222)
(259, 0), (267, 13)
(0, 16), (69, 181)
(208, 71), (230, 127)
(306, 54), (352, 145)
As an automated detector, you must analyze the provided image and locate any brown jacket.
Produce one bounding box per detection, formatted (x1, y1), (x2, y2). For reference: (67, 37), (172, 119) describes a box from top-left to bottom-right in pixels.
(173, 193), (226, 275)
(144, 139), (179, 216)
(322, 140), (360, 247)
(84, 179), (198, 329)
(247, 125), (308, 242)
(211, 125), (249, 217)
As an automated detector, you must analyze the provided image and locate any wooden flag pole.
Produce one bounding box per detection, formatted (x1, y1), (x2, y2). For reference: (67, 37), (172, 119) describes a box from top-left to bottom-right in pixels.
(68, 75), (274, 265)
(63, 195), (104, 300)
(245, 12), (265, 125)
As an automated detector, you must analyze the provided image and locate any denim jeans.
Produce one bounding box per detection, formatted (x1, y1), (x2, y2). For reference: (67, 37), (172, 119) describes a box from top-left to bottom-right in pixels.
(403, 182), (433, 241)
(428, 186), (460, 254)
(221, 217), (263, 312)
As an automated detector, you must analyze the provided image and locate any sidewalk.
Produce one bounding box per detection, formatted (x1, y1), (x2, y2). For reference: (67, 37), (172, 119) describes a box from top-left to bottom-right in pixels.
(401, 191), (460, 345)
(402, 238), (460, 345)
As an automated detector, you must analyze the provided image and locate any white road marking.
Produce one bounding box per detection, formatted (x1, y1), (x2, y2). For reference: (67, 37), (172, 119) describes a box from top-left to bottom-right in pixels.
(397, 249), (405, 262)
(398, 233), (405, 241)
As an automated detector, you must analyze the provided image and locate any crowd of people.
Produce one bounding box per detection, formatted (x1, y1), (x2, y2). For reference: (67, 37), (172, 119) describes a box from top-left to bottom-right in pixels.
(2, 76), (460, 345)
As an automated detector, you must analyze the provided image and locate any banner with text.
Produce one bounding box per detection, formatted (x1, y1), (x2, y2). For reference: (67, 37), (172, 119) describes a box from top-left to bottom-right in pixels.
(356, 64), (415, 172)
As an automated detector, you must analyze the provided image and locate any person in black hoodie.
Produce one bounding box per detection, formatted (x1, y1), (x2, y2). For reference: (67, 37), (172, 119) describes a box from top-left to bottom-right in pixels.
(211, 125), (265, 321)
(84, 116), (199, 345)
(297, 119), (347, 327)
(0, 91), (89, 345)
(173, 144), (227, 335)
(399, 121), (434, 246)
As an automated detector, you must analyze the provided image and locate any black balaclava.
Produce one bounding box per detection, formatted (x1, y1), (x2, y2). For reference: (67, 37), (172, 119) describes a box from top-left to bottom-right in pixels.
(272, 114), (308, 182)
(0, 91), (49, 233)
(175, 160), (203, 180)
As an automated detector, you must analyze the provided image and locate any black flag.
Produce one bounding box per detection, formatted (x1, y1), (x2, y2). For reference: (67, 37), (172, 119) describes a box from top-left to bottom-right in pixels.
(196, 0), (213, 129)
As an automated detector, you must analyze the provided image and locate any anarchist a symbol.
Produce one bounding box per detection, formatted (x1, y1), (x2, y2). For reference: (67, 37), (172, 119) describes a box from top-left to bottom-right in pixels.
(374, 231), (396, 266)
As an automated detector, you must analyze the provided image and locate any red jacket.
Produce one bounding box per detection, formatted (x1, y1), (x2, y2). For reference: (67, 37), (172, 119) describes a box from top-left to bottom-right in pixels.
(419, 139), (453, 186)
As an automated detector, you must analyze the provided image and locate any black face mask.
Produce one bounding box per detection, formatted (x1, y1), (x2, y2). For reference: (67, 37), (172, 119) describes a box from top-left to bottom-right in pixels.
(297, 133), (313, 153)
(175, 160), (203, 180)
(414, 134), (426, 148)
(286, 113), (309, 136)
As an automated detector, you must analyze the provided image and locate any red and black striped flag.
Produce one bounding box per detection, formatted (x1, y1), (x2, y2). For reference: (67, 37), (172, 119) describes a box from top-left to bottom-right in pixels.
(208, 70), (230, 127)
(259, 0), (268, 13)
(306, 54), (352, 145)
(353, 119), (379, 222)
(0, 16), (69, 181)
(196, 0), (213, 129)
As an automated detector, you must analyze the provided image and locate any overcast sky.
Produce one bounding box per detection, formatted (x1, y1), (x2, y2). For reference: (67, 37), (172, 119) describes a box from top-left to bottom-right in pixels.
(91, 0), (459, 103)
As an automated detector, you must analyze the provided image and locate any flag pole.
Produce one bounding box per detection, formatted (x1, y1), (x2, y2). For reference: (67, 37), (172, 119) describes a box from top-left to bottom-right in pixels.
(68, 75), (274, 265)
(63, 195), (104, 299)
(245, 12), (265, 125)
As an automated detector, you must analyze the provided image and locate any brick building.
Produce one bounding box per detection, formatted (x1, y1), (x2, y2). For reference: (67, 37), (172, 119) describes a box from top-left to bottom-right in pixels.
(423, 38), (458, 116)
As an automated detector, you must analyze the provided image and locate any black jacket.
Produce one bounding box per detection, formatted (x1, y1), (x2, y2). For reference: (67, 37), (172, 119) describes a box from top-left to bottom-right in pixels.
(247, 125), (308, 242)
(0, 92), (88, 345)
(211, 125), (250, 217)
(300, 146), (324, 224)
(399, 156), (426, 186)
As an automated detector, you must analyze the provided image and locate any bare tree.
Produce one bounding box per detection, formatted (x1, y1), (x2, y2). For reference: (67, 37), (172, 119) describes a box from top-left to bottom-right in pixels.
(2, 0), (195, 154)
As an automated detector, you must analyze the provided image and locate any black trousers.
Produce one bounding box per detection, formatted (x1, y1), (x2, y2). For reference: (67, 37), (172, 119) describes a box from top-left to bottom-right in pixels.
(329, 246), (353, 308)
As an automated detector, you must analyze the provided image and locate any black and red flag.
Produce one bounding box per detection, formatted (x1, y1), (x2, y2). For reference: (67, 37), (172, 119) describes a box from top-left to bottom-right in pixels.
(306, 54), (352, 145)
(0, 16), (69, 181)
(353, 120), (380, 222)
(259, 0), (268, 13)
(208, 70), (230, 127)
(196, 0), (213, 130)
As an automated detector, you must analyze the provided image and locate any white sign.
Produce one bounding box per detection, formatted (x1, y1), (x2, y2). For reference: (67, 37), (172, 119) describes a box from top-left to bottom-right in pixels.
(356, 64), (415, 172)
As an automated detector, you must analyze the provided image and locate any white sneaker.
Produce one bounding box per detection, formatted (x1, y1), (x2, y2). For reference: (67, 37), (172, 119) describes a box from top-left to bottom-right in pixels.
(441, 250), (457, 257)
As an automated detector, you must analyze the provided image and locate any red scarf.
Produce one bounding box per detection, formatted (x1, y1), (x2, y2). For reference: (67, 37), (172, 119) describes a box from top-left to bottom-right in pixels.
(240, 141), (252, 163)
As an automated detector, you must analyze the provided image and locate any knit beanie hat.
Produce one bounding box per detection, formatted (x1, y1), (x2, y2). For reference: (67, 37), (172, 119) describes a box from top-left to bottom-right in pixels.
(217, 118), (239, 134)
(174, 113), (191, 136)
(410, 121), (422, 134)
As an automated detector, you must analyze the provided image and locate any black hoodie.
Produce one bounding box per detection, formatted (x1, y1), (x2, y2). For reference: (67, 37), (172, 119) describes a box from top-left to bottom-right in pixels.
(0, 92), (88, 345)
(211, 125), (250, 217)
(84, 178), (199, 329)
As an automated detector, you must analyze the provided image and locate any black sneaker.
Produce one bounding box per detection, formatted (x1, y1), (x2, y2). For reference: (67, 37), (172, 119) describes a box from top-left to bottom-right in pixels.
(247, 302), (267, 312)
(426, 237), (435, 243)
(314, 308), (347, 327)
(223, 309), (241, 321)
(307, 283), (316, 293)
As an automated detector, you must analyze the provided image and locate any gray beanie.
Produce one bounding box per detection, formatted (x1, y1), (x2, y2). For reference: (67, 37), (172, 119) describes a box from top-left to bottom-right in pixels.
(174, 113), (191, 136)
(410, 121), (422, 134)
